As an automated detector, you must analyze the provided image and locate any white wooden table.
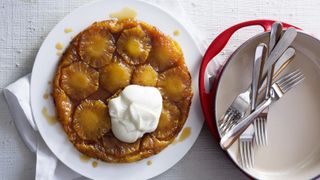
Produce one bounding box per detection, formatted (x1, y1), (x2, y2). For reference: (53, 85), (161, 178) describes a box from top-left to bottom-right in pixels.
(1, 0), (320, 179)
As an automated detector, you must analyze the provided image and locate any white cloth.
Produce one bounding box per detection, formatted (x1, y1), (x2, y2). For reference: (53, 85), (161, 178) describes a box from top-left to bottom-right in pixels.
(3, 75), (82, 180)
(3, 1), (209, 179)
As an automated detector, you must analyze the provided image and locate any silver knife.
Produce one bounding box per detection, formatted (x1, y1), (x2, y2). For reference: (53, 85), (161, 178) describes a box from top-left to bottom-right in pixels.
(266, 22), (282, 98)
(263, 27), (297, 76)
(269, 22), (283, 54)
(254, 22), (283, 147)
(251, 43), (267, 111)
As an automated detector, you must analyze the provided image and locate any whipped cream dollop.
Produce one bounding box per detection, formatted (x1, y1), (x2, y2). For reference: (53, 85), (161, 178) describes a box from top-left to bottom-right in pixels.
(108, 85), (163, 143)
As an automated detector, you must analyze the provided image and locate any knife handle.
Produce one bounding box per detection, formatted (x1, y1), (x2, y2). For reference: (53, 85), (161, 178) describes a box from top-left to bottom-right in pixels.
(269, 22), (283, 54)
(252, 44), (267, 111)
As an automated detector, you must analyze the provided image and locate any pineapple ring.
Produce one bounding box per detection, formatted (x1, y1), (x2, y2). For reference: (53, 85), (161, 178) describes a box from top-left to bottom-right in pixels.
(53, 88), (73, 127)
(62, 48), (78, 66)
(157, 67), (192, 102)
(149, 34), (182, 72)
(131, 64), (158, 86)
(117, 26), (151, 65)
(154, 101), (180, 140)
(61, 62), (99, 100)
(100, 62), (132, 93)
(94, 19), (138, 33)
(73, 100), (111, 140)
(79, 27), (116, 68)
(103, 133), (140, 158)
(59, 40), (80, 68)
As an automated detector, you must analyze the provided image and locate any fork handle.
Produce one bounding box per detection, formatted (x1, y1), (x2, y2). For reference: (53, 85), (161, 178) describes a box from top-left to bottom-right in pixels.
(220, 98), (272, 150)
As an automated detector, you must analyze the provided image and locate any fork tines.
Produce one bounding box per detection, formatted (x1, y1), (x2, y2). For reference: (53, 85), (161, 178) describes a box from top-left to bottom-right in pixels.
(254, 114), (268, 146)
(276, 69), (305, 93)
(240, 140), (254, 168)
(239, 125), (255, 168)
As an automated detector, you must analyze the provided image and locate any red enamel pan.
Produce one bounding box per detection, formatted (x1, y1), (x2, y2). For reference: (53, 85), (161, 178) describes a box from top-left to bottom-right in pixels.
(199, 20), (320, 179)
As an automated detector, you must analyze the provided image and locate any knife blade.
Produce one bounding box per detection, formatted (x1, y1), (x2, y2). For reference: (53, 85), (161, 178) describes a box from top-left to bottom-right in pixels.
(263, 27), (297, 76)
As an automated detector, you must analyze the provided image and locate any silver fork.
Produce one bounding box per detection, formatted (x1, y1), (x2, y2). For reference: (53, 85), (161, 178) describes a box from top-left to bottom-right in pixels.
(254, 113), (268, 146)
(254, 22), (283, 147)
(239, 43), (267, 168)
(218, 28), (297, 136)
(239, 125), (254, 168)
(220, 69), (305, 149)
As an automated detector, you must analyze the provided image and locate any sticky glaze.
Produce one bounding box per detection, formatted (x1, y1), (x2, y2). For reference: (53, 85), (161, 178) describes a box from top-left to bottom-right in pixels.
(41, 107), (57, 125)
(64, 28), (73, 33)
(80, 154), (90, 162)
(109, 7), (137, 20)
(178, 127), (191, 142)
(173, 29), (180, 36)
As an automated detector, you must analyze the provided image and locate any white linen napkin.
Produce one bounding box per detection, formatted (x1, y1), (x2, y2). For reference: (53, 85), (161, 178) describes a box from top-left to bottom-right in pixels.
(3, 75), (83, 180)
(3, 1), (211, 179)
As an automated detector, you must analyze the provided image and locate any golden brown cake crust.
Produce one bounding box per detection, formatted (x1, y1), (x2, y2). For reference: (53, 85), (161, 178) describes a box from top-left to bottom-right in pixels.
(52, 19), (193, 163)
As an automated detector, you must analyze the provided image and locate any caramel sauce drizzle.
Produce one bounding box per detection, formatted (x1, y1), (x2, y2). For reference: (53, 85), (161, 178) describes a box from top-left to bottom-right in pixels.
(41, 107), (57, 125)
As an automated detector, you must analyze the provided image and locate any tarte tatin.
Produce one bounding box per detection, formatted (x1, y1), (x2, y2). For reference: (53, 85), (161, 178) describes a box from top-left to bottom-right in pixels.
(52, 19), (193, 163)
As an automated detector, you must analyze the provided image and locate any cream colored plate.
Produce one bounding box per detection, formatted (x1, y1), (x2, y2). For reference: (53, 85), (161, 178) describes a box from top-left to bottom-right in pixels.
(215, 31), (320, 179)
(30, 0), (203, 179)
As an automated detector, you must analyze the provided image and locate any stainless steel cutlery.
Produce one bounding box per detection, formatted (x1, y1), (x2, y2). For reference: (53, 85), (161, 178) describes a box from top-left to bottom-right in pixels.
(254, 22), (283, 147)
(239, 43), (267, 168)
(218, 47), (296, 135)
(220, 69), (304, 149)
(218, 27), (297, 136)
(218, 23), (303, 169)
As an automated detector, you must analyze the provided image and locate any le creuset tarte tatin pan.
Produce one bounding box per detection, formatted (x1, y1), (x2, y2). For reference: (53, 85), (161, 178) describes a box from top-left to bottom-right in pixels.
(199, 20), (320, 179)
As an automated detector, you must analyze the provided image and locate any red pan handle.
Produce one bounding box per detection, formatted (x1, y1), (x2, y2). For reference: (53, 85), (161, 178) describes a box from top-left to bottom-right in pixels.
(199, 19), (300, 140)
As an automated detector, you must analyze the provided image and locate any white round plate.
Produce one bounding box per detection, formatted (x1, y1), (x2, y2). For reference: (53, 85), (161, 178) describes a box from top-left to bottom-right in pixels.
(30, 0), (203, 179)
(215, 31), (320, 179)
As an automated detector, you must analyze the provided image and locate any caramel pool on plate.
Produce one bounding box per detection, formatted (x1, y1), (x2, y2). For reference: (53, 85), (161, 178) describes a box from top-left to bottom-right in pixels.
(109, 7), (137, 20)
(41, 107), (57, 125)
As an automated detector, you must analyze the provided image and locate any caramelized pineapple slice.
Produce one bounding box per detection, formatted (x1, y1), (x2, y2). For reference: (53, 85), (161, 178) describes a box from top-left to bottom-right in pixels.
(132, 65), (158, 86)
(63, 48), (78, 65)
(117, 26), (151, 65)
(157, 67), (192, 101)
(103, 133), (140, 157)
(95, 19), (138, 33)
(100, 63), (132, 93)
(79, 27), (116, 68)
(86, 88), (111, 101)
(53, 88), (73, 127)
(149, 34), (182, 72)
(59, 44), (80, 68)
(95, 20), (124, 33)
(75, 142), (105, 160)
(105, 21), (125, 33)
(140, 134), (155, 150)
(61, 62), (99, 100)
(154, 101), (180, 140)
(73, 100), (111, 140)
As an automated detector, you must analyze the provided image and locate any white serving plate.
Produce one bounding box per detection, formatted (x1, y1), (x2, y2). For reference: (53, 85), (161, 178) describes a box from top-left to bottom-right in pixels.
(30, 0), (203, 179)
(215, 31), (320, 179)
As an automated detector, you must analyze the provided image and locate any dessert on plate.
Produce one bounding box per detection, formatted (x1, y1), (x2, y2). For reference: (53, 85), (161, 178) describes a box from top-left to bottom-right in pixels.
(52, 19), (193, 163)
